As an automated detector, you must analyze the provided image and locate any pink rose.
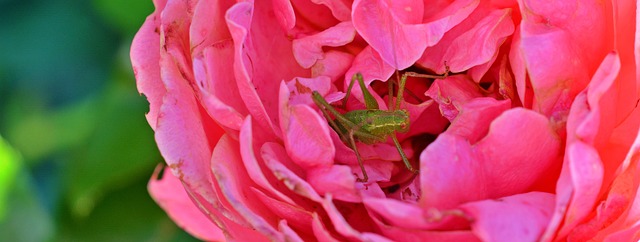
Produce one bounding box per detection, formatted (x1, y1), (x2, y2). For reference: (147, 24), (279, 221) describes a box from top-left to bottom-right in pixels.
(132, 0), (640, 241)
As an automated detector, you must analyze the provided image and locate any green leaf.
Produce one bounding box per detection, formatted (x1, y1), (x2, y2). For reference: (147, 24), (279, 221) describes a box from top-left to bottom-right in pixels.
(57, 176), (198, 242)
(0, 135), (20, 220)
(5, 99), (98, 163)
(65, 69), (161, 218)
(0, 140), (54, 242)
(93, 0), (154, 36)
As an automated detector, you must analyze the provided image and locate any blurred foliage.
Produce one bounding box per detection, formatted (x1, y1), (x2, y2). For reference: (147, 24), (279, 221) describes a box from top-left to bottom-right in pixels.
(0, 0), (199, 241)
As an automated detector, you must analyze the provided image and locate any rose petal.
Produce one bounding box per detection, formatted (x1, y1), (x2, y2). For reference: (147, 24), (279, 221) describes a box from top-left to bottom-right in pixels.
(320, 195), (391, 241)
(261, 142), (324, 202)
(252, 188), (313, 237)
(148, 167), (225, 241)
(312, 50), (354, 82)
(364, 197), (468, 230)
(446, 97), (511, 144)
(311, 213), (342, 242)
(189, 0), (234, 55)
(211, 135), (283, 240)
(353, 0), (477, 69)
(226, 2), (309, 136)
(194, 41), (246, 132)
(279, 82), (335, 168)
(566, 129), (640, 240)
(418, 8), (514, 73)
(460, 192), (555, 242)
(279, 220), (305, 242)
(420, 108), (560, 209)
(311, 0), (351, 21)
(272, 0), (296, 30)
(368, 213), (479, 242)
(239, 117), (299, 205)
(307, 165), (360, 202)
(292, 21), (356, 68)
(131, 12), (164, 129)
(474, 108), (561, 195)
(286, 76), (333, 107)
(400, 100), (449, 138)
(289, 0), (341, 31)
(425, 75), (485, 121)
(548, 52), (620, 240)
(154, 24), (227, 230)
(517, 0), (608, 115)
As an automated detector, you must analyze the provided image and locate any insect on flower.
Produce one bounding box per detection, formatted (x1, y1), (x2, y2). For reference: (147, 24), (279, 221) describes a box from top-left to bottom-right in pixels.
(312, 67), (449, 183)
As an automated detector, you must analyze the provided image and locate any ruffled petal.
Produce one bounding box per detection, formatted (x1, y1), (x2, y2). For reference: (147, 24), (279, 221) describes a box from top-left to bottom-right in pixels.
(131, 12), (164, 129)
(460, 192), (555, 242)
(420, 108), (560, 209)
(292, 21), (356, 68)
(279, 82), (335, 169)
(516, 0), (609, 115)
(353, 0), (477, 69)
(148, 167), (225, 241)
(418, 7), (514, 74)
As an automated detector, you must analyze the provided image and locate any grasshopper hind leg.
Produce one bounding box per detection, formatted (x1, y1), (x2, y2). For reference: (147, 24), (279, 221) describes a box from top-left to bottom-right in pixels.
(391, 133), (418, 174)
(348, 129), (369, 182)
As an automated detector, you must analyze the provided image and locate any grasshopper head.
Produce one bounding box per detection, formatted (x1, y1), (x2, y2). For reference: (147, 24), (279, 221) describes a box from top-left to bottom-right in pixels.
(395, 109), (410, 133)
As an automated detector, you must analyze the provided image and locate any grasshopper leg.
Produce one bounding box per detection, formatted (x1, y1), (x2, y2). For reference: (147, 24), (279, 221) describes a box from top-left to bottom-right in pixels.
(391, 133), (418, 174)
(348, 128), (369, 182)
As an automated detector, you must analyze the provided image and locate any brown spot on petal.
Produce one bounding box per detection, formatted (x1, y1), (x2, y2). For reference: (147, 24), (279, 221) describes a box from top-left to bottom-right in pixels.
(294, 79), (312, 94)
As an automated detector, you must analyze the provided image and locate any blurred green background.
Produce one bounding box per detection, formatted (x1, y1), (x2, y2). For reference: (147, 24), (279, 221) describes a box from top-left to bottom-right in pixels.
(0, 0), (199, 241)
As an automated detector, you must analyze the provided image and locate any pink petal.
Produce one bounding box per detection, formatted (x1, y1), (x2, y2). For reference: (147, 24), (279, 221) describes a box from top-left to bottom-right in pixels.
(292, 21), (356, 68)
(278, 220), (305, 242)
(517, 0), (609, 116)
(418, 8), (514, 73)
(508, 27), (531, 108)
(193, 41), (246, 132)
(210, 135), (283, 240)
(252, 188), (313, 237)
(131, 12), (164, 129)
(261, 142), (323, 202)
(278, 83), (335, 169)
(474, 108), (561, 195)
(603, 222), (640, 242)
(460, 192), (555, 242)
(239, 117), (298, 205)
(272, 0), (296, 30)
(226, 2), (309, 136)
(189, 0), (234, 55)
(340, 46), (394, 109)
(425, 75), (485, 121)
(353, 0), (477, 69)
(400, 100), (449, 138)
(419, 133), (486, 209)
(307, 165), (360, 202)
(566, 130), (640, 240)
(311, 50), (354, 82)
(311, 0), (352, 21)
(446, 97), (511, 144)
(320, 196), (391, 241)
(420, 108), (561, 209)
(154, 31), (226, 230)
(311, 213), (342, 242)
(363, 197), (468, 230)
(548, 52), (620, 240)
(285, 76), (333, 107)
(148, 167), (225, 241)
(289, 0), (341, 31)
(551, 141), (604, 239)
(368, 213), (479, 242)
(609, 0), (639, 125)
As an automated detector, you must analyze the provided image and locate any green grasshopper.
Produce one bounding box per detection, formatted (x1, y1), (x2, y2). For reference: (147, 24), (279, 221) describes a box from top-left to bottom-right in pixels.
(312, 69), (449, 182)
